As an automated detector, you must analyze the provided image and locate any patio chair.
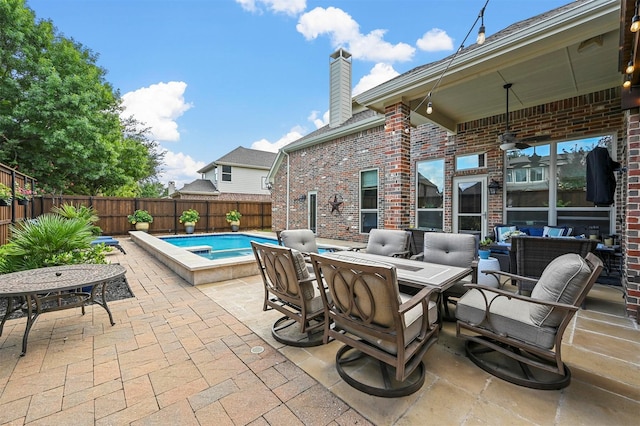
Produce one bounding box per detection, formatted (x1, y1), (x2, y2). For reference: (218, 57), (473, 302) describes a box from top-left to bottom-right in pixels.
(356, 229), (411, 258)
(91, 236), (126, 254)
(419, 232), (478, 319)
(251, 241), (326, 347)
(278, 229), (321, 256)
(456, 252), (603, 390)
(310, 252), (439, 397)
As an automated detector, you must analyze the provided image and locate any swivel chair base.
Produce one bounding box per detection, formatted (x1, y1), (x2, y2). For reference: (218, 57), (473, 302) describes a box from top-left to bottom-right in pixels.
(335, 344), (425, 398)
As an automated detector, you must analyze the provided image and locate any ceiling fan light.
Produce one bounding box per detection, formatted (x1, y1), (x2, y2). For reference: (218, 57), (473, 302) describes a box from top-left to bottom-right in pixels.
(500, 142), (516, 151)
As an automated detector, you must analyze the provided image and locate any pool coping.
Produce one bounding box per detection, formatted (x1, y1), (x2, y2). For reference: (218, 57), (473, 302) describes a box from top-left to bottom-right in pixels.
(129, 231), (272, 286)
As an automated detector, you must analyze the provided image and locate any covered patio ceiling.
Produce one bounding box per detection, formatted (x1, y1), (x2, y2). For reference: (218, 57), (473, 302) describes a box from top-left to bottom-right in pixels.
(355, 0), (621, 134)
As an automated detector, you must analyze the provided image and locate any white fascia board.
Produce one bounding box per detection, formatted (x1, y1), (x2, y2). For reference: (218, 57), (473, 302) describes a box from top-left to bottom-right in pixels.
(354, 0), (617, 106)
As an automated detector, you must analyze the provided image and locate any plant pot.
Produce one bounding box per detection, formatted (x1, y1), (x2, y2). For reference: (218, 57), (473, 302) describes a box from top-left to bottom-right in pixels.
(184, 222), (195, 234)
(17, 198), (28, 205)
(230, 221), (240, 232)
(135, 222), (150, 232)
(0, 199), (10, 207)
(478, 249), (491, 260)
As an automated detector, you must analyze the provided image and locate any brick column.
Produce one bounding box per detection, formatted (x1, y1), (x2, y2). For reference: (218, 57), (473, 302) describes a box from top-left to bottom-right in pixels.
(383, 103), (412, 230)
(626, 109), (640, 321)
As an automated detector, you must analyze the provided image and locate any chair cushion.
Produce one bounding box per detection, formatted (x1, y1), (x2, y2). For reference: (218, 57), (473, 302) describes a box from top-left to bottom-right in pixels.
(496, 226), (517, 243)
(529, 254), (591, 327)
(341, 293), (437, 355)
(456, 289), (557, 349)
(365, 229), (409, 257)
(423, 232), (476, 267)
(280, 229), (319, 254)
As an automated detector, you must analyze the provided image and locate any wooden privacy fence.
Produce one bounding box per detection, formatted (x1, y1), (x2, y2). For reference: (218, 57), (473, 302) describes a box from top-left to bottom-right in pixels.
(1, 163), (37, 246)
(1, 194), (272, 245)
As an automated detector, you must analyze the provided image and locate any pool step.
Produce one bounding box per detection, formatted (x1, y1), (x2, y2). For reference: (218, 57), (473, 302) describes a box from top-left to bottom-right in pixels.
(184, 245), (213, 254)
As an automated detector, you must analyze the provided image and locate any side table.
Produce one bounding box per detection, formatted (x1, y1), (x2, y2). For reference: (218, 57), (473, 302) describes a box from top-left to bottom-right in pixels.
(477, 257), (501, 288)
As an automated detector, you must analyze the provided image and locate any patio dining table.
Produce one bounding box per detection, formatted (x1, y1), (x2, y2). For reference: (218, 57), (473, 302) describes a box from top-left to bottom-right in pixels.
(0, 263), (126, 355)
(324, 250), (472, 292)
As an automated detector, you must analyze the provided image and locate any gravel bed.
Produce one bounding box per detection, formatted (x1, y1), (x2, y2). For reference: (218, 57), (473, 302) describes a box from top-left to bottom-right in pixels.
(0, 276), (134, 321)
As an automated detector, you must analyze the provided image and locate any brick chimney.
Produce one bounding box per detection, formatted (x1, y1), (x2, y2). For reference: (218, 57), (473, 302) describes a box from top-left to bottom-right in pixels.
(329, 48), (352, 128)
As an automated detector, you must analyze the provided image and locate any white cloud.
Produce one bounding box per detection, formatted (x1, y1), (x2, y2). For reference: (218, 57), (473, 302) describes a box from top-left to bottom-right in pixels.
(120, 81), (192, 142)
(353, 63), (399, 96)
(157, 149), (206, 189)
(308, 110), (329, 129)
(297, 7), (414, 63)
(250, 126), (305, 152)
(235, 0), (306, 15)
(416, 28), (454, 52)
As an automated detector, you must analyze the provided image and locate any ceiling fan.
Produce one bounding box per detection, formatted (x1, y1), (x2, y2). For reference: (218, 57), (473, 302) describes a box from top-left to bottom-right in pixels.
(498, 83), (531, 151)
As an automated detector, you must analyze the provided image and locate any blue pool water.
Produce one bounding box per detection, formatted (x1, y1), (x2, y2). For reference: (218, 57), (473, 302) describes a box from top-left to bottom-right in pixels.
(161, 234), (277, 260)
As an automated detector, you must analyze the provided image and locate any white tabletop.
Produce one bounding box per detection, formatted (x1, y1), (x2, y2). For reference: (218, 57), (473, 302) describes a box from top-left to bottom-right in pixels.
(324, 251), (472, 291)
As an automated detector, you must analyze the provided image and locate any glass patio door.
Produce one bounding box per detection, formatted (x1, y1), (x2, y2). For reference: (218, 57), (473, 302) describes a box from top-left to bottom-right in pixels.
(452, 176), (487, 238)
(308, 191), (317, 233)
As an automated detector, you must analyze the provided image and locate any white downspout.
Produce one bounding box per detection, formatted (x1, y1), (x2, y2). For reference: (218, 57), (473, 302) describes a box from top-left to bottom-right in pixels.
(285, 151), (290, 229)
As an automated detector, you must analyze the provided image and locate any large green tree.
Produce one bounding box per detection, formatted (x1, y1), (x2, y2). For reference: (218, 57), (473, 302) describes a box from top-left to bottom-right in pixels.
(0, 0), (163, 195)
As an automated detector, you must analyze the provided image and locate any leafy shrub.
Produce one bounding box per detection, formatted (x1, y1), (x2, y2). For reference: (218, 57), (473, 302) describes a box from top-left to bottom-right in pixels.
(0, 214), (108, 273)
(127, 209), (153, 224)
(51, 203), (102, 235)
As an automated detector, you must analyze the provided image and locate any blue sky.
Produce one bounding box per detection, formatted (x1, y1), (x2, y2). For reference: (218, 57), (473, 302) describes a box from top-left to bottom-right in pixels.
(27, 0), (570, 188)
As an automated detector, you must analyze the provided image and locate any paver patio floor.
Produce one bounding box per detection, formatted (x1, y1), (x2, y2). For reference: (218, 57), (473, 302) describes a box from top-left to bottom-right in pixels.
(0, 235), (638, 425)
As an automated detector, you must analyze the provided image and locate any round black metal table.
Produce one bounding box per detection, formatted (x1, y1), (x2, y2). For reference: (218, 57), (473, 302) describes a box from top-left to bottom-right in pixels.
(0, 264), (127, 356)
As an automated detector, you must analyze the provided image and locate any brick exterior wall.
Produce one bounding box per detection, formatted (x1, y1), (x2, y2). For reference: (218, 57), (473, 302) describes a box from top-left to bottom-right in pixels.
(272, 87), (637, 318)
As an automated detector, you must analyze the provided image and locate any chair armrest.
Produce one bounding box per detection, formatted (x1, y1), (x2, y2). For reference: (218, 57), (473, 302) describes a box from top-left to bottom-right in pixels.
(398, 286), (438, 314)
(461, 284), (580, 312)
(479, 269), (538, 284)
(390, 250), (411, 259)
(409, 252), (424, 261)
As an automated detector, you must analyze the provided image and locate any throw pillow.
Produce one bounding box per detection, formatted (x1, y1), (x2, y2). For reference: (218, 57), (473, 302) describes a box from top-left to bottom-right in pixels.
(496, 226), (517, 243)
(543, 226), (565, 237)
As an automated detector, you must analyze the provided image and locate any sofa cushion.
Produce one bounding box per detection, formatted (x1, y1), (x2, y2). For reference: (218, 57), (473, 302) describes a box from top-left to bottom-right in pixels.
(528, 227), (545, 237)
(529, 253), (591, 327)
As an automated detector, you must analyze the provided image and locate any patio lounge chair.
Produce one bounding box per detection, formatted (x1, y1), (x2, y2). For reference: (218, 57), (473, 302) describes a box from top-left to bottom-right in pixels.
(251, 241), (326, 347)
(456, 252), (603, 389)
(310, 252), (439, 397)
(91, 236), (126, 254)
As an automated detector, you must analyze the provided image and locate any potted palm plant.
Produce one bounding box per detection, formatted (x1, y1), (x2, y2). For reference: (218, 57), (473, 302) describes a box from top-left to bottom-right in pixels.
(179, 209), (200, 234)
(127, 209), (153, 232)
(479, 238), (493, 260)
(226, 210), (242, 232)
(0, 183), (12, 206)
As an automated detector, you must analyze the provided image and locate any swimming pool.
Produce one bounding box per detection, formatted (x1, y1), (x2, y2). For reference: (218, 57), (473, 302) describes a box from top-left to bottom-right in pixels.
(161, 234), (278, 260)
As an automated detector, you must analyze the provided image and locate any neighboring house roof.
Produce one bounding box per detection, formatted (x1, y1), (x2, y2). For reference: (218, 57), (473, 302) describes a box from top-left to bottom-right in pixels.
(175, 179), (219, 195)
(198, 146), (277, 174)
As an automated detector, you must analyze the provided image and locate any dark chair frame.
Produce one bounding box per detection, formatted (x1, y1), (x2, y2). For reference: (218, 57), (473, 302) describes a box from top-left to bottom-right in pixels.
(456, 253), (603, 390)
(310, 253), (439, 397)
(251, 241), (326, 347)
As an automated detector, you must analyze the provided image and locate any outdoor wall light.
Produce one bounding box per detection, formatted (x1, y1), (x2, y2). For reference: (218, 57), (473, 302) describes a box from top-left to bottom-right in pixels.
(298, 194), (307, 202)
(488, 179), (502, 195)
